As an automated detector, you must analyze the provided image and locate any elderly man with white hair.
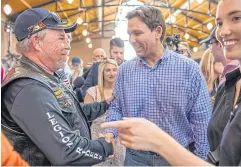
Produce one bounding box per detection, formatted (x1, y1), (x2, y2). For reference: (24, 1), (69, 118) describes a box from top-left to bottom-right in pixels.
(1, 8), (114, 166)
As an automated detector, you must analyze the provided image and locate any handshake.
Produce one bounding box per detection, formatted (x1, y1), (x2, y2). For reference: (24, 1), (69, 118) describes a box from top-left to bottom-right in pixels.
(99, 133), (116, 156)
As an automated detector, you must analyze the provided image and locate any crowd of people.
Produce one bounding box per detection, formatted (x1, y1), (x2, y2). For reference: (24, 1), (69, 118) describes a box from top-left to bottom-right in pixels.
(1, 0), (241, 166)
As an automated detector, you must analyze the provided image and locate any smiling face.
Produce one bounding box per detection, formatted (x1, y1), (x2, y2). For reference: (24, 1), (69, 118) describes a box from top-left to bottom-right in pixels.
(127, 17), (160, 58)
(216, 0), (241, 61)
(37, 29), (71, 72)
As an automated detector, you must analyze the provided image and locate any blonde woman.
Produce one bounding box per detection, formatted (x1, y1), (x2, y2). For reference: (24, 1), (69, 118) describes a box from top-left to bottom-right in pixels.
(84, 59), (125, 166)
(200, 48), (224, 96)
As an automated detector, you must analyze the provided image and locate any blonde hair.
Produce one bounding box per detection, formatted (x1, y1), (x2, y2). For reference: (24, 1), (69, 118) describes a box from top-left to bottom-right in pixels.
(200, 48), (215, 86)
(97, 59), (118, 100)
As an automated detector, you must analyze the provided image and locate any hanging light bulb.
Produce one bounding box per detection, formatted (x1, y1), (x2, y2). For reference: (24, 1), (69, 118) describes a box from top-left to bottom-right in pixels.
(193, 47), (198, 52)
(207, 23), (213, 30)
(77, 17), (83, 25)
(4, 4), (12, 15)
(67, 0), (74, 4)
(82, 29), (88, 36)
(197, 0), (203, 4)
(184, 33), (190, 39)
(170, 15), (176, 24)
(88, 43), (92, 48)
(86, 37), (91, 43)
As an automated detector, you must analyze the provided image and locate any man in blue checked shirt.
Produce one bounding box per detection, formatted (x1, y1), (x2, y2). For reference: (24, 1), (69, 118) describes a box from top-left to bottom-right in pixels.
(104, 6), (212, 166)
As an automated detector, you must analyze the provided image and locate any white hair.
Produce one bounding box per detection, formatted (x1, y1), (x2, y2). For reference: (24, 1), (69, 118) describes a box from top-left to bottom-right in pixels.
(16, 30), (47, 54)
(93, 48), (106, 57)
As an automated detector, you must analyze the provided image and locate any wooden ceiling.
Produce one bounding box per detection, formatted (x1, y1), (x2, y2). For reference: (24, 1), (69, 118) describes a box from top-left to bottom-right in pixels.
(1, 0), (218, 48)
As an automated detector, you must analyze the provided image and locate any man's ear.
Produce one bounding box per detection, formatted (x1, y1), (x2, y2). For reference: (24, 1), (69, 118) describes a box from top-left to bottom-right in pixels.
(155, 26), (163, 39)
(31, 35), (42, 51)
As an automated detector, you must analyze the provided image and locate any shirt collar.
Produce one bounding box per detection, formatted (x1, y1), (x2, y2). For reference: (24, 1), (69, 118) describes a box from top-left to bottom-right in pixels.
(137, 48), (170, 68)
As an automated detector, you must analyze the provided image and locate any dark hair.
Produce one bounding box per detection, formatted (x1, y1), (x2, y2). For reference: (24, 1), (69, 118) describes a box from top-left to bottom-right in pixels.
(110, 37), (124, 49)
(126, 6), (166, 42)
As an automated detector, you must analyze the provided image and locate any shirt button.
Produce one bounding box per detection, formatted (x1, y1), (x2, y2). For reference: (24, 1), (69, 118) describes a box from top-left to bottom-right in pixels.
(150, 85), (153, 88)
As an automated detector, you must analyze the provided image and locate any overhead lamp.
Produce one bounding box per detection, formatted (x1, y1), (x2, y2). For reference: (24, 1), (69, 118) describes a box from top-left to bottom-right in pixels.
(207, 23), (213, 30)
(86, 37), (91, 43)
(82, 29), (88, 36)
(67, 0), (74, 4)
(4, 4), (12, 15)
(88, 43), (92, 48)
(197, 0), (203, 4)
(184, 33), (190, 39)
(77, 17), (83, 25)
(170, 15), (176, 24)
(193, 47), (198, 52)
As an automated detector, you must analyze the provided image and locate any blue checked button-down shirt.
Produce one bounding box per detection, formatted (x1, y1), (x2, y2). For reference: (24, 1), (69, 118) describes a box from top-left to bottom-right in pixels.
(105, 49), (212, 159)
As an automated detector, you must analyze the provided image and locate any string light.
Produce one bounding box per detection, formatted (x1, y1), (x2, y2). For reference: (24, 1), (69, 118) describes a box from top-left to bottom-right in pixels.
(86, 37), (91, 43)
(77, 17), (83, 25)
(4, 4), (12, 15)
(207, 23), (213, 30)
(67, 0), (74, 4)
(88, 43), (92, 48)
(82, 29), (88, 36)
(184, 33), (190, 39)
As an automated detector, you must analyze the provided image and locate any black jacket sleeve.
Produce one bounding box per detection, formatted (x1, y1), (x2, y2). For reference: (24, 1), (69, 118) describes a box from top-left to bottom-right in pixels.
(9, 83), (113, 166)
(220, 105), (241, 166)
(82, 63), (99, 97)
(80, 101), (109, 121)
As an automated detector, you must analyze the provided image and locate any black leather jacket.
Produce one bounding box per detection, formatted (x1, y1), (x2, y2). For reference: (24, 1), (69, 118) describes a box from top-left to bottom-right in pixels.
(1, 56), (113, 166)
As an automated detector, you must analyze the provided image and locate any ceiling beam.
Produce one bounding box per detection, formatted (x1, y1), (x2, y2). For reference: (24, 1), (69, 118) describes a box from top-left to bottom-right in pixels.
(167, 23), (209, 34)
(181, 12), (204, 26)
(58, 3), (216, 20)
(9, 0), (61, 22)
(72, 29), (114, 38)
(20, 0), (32, 9)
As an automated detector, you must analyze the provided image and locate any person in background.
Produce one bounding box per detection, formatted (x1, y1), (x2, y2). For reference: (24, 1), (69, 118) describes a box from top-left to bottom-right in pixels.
(105, 6), (211, 166)
(82, 48), (107, 80)
(178, 42), (191, 58)
(200, 48), (224, 98)
(200, 27), (239, 84)
(109, 37), (125, 65)
(92, 48), (107, 63)
(82, 38), (125, 97)
(84, 59), (125, 166)
(1, 8), (114, 166)
(70, 56), (84, 85)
